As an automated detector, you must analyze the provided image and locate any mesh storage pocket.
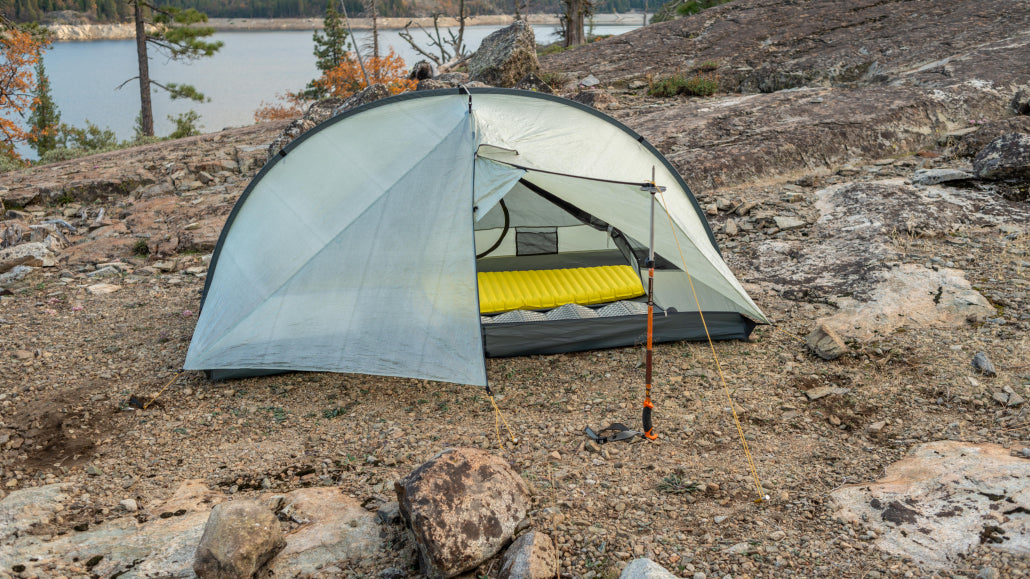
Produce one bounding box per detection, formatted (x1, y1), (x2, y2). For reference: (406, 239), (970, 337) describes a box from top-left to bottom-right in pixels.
(516, 228), (558, 256)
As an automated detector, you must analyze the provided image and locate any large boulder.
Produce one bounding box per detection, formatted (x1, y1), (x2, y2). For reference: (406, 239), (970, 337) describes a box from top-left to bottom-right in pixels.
(395, 447), (531, 579)
(973, 132), (1030, 180)
(194, 501), (284, 579)
(499, 531), (557, 579)
(469, 20), (540, 87)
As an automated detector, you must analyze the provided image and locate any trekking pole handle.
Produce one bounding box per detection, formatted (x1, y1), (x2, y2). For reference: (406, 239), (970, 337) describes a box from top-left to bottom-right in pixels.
(642, 399), (656, 440)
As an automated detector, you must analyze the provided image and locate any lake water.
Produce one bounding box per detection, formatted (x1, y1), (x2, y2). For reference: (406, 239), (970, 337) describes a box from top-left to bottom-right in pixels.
(39, 24), (638, 150)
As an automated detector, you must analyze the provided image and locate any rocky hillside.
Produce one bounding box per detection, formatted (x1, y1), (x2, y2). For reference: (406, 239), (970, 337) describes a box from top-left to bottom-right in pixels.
(543, 0), (1030, 190)
(2, 1), (1030, 578)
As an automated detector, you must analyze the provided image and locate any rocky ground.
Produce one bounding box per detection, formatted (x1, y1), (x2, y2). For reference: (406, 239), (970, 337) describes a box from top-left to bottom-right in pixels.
(3, 1), (1030, 578)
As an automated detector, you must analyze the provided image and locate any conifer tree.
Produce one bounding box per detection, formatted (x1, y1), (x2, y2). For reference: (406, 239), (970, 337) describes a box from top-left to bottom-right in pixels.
(126, 1), (222, 137)
(303, 1), (352, 99)
(28, 53), (61, 158)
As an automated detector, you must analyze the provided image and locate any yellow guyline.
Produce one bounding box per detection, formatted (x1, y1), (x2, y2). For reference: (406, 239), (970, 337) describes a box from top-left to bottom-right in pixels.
(657, 189), (768, 503)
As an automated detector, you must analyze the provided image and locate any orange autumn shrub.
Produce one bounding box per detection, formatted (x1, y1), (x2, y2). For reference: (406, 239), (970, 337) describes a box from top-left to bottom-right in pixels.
(317, 49), (416, 99)
(254, 91), (306, 122)
(0, 27), (46, 160)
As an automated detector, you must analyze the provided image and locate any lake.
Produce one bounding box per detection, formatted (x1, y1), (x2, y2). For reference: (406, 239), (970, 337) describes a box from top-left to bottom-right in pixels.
(39, 24), (639, 151)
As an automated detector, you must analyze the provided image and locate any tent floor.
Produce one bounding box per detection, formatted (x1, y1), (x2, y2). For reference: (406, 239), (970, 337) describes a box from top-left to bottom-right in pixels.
(483, 310), (756, 357)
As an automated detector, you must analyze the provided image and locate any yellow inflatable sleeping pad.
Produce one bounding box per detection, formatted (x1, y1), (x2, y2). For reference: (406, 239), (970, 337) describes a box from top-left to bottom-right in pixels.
(478, 265), (645, 315)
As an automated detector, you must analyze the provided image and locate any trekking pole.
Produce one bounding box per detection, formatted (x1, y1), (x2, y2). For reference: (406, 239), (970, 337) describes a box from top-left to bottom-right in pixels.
(641, 167), (665, 440)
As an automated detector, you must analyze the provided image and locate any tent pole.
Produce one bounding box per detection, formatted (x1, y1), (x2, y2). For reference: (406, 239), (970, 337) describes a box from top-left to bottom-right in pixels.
(641, 167), (665, 441)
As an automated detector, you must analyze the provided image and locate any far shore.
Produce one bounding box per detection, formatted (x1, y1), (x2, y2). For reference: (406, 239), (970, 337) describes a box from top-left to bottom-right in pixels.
(45, 13), (650, 42)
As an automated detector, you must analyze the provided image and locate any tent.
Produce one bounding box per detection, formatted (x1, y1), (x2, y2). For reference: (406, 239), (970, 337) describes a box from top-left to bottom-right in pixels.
(184, 88), (768, 384)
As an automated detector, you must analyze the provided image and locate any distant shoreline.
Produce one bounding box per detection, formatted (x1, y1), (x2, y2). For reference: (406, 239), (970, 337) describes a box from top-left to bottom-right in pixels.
(45, 13), (650, 42)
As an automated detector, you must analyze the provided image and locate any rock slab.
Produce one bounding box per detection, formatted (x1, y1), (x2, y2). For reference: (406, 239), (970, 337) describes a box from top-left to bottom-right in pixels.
(0, 242), (56, 273)
(499, 531), (557, 579)
(396, 447), (531, 579)
(194, 501), (285, 579)
(831, 441), (1030, 568)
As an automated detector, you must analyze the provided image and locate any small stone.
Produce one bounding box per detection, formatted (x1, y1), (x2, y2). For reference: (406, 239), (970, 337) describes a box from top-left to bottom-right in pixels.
(549, 451), (561, 460)
(376, 501), (402, 525)
(867, 421), (887, 434)
(734, 200), (758, 216)
(119, 499), (138, 512)
(977, 566), (1000, 579)
(773, 216), (805, 230)
(724, 220), (739, 237)
(806, 323), (848, 360)
(620, 558), (677, 579)
(972, 352), (997, 376)
(713, 515), (728, 524)
(86, 283), (121, 295)
(722, 541), (750, 554)
(829, 415), (842, 426)
(805, 386), (849, 401)
(499, 531), (558, 579)
(911, 168), (973, 185)
(769, 530), (786, 541)
(706, 203), (718, 215)
(13, 349), (33, 360)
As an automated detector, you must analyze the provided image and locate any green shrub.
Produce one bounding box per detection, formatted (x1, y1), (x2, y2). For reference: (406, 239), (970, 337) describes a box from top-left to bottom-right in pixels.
(58, 121), (118, 150)
(0, 154), (26, 173)
(537, 42), (567, 57)
(538, 71), (568, 90)
(133, 239), (151, 257)
(697, 60), (719, 72)
(168, 110), (202, 139)
(652, 0), (734, 24)
(647, 72), (719, 97)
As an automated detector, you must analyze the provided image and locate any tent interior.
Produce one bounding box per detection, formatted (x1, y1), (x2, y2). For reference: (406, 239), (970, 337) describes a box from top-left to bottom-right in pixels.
(470, 167), (756, 358)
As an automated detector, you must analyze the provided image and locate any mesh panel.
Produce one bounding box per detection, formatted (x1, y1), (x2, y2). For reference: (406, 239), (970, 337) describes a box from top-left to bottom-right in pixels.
(516, 228), (558, 255)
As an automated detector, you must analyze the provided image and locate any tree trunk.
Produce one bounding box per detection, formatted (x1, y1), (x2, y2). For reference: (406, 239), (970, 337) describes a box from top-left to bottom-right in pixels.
(564, 0), (586, 47)
(134, 1), (154, 137)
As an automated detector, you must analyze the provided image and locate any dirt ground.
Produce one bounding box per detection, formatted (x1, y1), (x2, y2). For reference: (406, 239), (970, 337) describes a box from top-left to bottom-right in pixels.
(2, 171), (1028, 578)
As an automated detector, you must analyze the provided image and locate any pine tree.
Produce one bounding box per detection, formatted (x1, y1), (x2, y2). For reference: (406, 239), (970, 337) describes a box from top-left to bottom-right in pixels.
(303, 1), (352, 99)
(126, 2), (222, 137)
(28, 53), (61, 158)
